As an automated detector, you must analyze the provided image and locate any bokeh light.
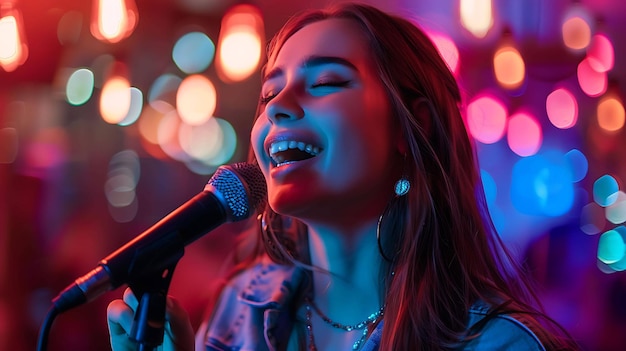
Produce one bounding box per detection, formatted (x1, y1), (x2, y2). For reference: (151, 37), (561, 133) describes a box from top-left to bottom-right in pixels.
(597, 94), (625, 133)
(176, 74), (217, 125)
(597, 227), (626, 264)
(24, 127), (69, 170)
(562, 8), (592, 51)
(100, 75), (131, 124)
(179, 117), (223, 162)
(0, 15), (19, 59)
(580, 202), (605, 235)
(507, 112), (542, 157)
(66, 68), (95, 106)
(218, 30), (261, 82)
(587, 33), (615, 73)
(593, 174), (620, 207)
(546, 87), (578, 129)
(466, 94), (507, 144)
(0, 5), (28, 72)
(511, 153), (574, 217)
(605, 226), (626, 272)
(564, 149), (588, 183)
(138, 105), (165, 146)
(216, 4), (264, 82)
(493, 45), (525, 90)
(577, 57), (608, 97)
(459, 0), (493, 38)
(180, 116), (237, 168)
(480, 169), (497, 205)
(201, 117), (237, 166)
(606, 191), (626, 224)
(428, 32), (460, 75)
(90, 0), (138, 43)
(148, 73), (182, 113)
(106, 149), (141, 223)
(118, 87), (143, 126)
(158, 111), (189, 162)
(172, 31), (215, 74)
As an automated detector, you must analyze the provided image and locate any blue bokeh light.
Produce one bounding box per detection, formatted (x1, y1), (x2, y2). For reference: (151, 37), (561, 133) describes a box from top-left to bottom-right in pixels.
(511, 152), (575, 217)
(564, 148), (588, 182)
(480, 169), (497, 205)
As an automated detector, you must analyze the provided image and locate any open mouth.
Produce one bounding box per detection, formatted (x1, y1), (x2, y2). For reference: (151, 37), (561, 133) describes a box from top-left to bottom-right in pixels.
(269, 140), (322, 167)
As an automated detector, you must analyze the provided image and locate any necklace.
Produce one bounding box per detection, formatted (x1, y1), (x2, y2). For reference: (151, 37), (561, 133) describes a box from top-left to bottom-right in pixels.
(303, 298), (385, 351)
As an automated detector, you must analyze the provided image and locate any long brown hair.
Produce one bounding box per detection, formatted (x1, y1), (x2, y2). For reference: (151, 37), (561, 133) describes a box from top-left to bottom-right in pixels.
(247, 2), (578, 350)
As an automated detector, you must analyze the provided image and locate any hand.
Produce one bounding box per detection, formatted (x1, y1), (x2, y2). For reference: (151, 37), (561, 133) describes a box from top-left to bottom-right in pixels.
(107, 288), (195, 351)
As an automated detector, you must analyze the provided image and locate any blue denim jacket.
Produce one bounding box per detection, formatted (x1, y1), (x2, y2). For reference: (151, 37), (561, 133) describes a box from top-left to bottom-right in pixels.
(202, 256), (547, 351)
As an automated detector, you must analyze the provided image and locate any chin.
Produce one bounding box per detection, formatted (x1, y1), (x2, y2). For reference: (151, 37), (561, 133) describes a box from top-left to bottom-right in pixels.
(268, 190), (314, 219)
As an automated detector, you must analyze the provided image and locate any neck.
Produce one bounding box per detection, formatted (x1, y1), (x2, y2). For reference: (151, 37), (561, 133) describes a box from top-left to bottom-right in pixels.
(305, 219), (385, 323)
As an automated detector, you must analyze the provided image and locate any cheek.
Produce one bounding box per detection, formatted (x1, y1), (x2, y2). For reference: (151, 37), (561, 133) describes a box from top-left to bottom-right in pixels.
(250, 117), (267, 161)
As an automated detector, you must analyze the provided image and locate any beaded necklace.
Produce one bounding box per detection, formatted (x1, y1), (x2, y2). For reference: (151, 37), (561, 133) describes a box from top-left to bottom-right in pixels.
(303, 298), (385, 350)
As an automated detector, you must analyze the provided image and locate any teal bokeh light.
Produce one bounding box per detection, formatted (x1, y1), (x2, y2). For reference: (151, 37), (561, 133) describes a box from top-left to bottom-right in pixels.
(66, 68), (95, 105)
(593, 174), (619, 207)
(172, 32), (216, 74)
(597, 226), (626, 265)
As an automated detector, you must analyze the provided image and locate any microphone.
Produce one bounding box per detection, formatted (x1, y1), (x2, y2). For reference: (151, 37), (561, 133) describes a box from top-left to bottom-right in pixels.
(51, 162), (266, 313)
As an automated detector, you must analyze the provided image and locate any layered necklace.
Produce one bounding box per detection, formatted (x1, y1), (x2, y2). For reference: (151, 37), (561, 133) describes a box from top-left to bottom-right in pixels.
(303, 297), (385, 350)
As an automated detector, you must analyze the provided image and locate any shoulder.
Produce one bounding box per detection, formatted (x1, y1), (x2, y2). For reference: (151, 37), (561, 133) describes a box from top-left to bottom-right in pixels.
(462, 301), (547, 351)
(199, 255), (304, 350)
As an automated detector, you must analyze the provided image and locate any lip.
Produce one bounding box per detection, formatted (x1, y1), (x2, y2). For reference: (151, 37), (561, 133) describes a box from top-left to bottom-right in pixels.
(269, 155), (318, 179)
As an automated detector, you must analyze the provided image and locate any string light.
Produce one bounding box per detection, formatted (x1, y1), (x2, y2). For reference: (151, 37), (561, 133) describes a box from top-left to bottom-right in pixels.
(493, 33), (525, 90)
(0, 2), (28, 72)
(90, 0), (138, 43)
(216, 4), (264, 82)
(561, 3), (593, 51)
(459, 0), (493, 38)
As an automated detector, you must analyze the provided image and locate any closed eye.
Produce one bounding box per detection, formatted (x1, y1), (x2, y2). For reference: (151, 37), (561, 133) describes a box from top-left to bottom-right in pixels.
(259, 93), (275, 105)
(309, 80), (351, 96)
(260, 81), (350, 104)
(312, 80), (351, 88)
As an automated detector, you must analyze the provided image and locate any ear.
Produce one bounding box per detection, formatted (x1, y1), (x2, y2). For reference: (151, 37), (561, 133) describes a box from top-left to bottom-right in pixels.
(394, 118), (409, 156)
(411, 97), (432, 141)
(394, 97), (433, 155)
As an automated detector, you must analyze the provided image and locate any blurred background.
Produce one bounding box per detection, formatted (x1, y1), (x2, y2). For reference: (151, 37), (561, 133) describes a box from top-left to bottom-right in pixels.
(1, 0), (625, 350)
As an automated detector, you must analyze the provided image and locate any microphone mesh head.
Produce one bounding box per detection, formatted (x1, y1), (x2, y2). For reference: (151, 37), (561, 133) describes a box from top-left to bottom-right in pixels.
(206, 163), (267, 221)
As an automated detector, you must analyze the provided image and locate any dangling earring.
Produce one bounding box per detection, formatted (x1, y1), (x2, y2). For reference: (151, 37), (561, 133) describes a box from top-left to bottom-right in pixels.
(377, 158), (411, 262)
(376, 210), (393, 262)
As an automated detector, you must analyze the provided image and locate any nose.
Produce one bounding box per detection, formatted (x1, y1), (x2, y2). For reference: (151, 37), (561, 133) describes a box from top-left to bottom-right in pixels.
(264, 87), (304, 124)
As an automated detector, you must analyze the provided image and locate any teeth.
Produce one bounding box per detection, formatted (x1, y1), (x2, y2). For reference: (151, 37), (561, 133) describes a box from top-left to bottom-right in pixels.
(268, 140), (321, 165)
(269, 140), (320, 156)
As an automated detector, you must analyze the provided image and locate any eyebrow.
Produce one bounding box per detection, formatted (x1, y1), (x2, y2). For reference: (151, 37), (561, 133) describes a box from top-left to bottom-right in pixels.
(263, 55), (358, 82)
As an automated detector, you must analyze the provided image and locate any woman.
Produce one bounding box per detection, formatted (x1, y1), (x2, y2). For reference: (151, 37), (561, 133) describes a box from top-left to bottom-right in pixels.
(108, 3), (579, 350)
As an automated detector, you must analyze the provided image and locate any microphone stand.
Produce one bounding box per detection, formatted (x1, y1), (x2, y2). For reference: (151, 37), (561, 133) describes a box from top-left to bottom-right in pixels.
(125, 243), (184, 350)
(128, 261), (180, 350)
